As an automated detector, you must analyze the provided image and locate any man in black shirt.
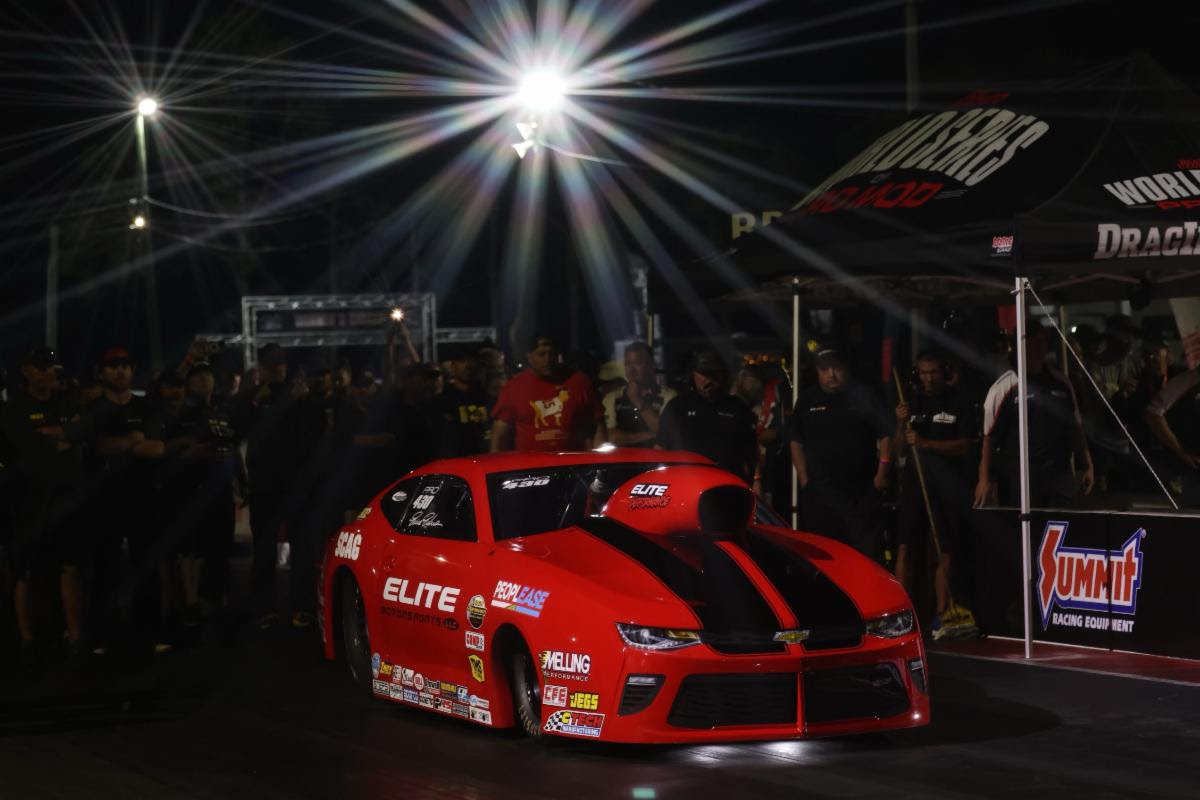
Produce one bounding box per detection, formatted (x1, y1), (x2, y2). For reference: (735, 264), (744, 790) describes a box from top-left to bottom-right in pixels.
(4, 347), (87, 663)
(893, 352), (976, 628)
(975, 325), (1094, 508)
(790, 348), (893, 558)
(83, 346), (165, 655)
(234, 344), (304, 628)
(437, 344), (491, 457)
(604, 341), (676, 449)
(657, 350), (759, 486)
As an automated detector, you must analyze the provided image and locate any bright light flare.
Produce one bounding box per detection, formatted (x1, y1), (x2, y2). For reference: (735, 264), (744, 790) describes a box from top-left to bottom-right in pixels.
(515, 70), (567, 112)
(390, 307), (405, 322)
(136, 96), (159, 117)
(130, 214), (147, 229)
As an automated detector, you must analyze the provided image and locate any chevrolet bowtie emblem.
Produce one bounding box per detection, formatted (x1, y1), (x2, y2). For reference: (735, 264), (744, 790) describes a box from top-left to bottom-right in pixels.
(772, 629), (810, 644)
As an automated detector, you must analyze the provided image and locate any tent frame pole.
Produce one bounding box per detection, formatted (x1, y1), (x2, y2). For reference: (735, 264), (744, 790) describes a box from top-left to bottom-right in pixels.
(1015, 276), (1034, 660)
(791, 276), (801, 530)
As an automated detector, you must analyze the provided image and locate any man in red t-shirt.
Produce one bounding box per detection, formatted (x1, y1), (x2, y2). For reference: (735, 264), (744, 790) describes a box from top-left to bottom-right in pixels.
(491, 335), (607, 452)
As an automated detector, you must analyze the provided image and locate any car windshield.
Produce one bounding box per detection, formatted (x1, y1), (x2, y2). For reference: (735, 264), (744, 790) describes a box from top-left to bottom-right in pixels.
(487, 462), (683, 540)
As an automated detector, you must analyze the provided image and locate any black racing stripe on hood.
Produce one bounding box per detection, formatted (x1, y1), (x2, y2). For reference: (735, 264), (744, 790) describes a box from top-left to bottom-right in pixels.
(741, 530), (864, 650)
(580, 518), (785, 654)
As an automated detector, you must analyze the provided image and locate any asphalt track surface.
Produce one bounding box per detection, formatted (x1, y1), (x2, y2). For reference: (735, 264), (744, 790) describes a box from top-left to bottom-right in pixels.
(3, 621), (1199, 800)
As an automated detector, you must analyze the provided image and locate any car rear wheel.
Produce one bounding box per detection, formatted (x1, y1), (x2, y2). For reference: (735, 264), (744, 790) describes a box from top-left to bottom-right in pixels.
(340, 577), (372, 693)
(510, 645), (543, 739)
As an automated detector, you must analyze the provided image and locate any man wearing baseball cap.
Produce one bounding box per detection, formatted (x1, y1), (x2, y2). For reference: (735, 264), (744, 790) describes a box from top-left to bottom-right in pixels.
(82, 345), (166, 655)
(3, 346), (88, 665)
(790, 347), (893, 558)
(657, 349), (759, 486)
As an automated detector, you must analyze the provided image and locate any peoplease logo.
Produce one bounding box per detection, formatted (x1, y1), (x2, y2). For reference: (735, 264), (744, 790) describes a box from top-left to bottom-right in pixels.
(1037, 522), (1145, 629)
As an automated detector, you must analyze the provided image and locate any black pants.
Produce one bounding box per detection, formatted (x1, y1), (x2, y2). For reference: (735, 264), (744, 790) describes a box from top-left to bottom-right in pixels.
(90, 483), (163, 648)
(897, 458), (972, 555)
(801, 481), (884, 560)
(249, 490), (287, 612)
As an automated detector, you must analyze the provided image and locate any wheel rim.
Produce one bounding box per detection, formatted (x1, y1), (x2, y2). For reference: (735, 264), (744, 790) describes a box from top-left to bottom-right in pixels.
(521, 651), (541, 715)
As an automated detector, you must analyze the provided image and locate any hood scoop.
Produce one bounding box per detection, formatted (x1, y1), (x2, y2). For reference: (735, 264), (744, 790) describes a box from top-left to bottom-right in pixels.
(600, 466), (753, 537)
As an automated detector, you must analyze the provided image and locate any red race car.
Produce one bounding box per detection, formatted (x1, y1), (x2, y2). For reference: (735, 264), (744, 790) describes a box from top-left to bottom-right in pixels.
(318, 450), (929, 743)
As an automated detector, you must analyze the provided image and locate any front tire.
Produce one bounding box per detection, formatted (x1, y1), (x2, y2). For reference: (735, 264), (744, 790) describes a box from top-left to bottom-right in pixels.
(510, 644), (544, 739)
(340, 576), (372, 693)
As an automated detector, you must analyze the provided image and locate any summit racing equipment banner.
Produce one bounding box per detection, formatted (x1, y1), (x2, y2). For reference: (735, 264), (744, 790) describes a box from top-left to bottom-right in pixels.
(969, 509), (1200, 658)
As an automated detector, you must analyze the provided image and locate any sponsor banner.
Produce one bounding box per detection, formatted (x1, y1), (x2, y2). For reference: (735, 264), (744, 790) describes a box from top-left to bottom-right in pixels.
(1093, 221), (1200, 260)
(1102, 170), (1200, 210)
(492, 580), (550, 618)
(971, 509), (1200, 658)
(465, 631), (485, 652)
(544, 710), (605, 738)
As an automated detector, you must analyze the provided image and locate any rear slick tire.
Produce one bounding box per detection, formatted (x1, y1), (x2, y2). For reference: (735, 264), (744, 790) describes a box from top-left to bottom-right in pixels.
(510, 645), (544, 740)
(340, 577), (373, 694)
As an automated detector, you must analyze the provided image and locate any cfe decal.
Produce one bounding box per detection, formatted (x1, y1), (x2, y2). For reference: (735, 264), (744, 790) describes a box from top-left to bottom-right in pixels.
(544, 710), (604, 738)
(543, 684), (568, 708)
(492, 580), (550, 618)
(1037, 522), (1145, 630)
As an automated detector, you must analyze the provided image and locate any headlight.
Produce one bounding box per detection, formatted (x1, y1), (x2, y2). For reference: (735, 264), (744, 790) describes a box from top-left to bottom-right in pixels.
(865, 610), (915, 638)
(616, 623), (701, 650)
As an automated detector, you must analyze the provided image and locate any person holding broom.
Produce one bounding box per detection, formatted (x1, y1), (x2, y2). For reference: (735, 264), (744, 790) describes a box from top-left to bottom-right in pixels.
(893, 352), (978, 641)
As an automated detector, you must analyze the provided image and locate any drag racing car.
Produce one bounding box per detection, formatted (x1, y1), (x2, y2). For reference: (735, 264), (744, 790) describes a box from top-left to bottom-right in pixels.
(318, 450), (929, 743)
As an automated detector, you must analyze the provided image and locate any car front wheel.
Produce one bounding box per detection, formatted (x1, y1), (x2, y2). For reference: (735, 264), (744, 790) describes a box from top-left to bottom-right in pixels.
(510, 645), (544, 739)
(340, 576), (372, 693)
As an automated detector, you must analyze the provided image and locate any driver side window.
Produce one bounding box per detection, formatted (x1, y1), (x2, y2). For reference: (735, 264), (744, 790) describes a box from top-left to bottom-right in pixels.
(395, 475), (477, 542)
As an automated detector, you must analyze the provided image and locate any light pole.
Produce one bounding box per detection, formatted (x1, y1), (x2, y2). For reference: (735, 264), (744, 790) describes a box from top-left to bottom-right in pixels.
(135, 96), (163, 370)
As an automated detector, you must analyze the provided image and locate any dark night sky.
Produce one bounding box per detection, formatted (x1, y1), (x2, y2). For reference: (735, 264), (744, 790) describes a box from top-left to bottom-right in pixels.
(1, 0), (1198, 372)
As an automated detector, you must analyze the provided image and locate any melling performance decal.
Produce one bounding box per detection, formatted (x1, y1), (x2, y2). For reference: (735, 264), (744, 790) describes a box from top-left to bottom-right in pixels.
(1038, 522), (1145, 632)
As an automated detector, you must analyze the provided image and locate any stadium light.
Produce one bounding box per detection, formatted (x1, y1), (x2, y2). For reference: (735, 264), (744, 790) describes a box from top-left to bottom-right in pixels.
(130, 214), (147, 230)
(136, 96), (159, 117)
(516, 71), (566, 113)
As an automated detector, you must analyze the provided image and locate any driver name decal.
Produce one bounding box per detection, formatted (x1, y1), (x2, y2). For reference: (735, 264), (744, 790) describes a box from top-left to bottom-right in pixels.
(492, 580), (550, 618)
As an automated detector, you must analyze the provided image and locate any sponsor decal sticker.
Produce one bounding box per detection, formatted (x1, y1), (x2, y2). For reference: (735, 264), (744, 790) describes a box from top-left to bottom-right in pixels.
(452, 702), (470, 718)
(500, 476), (551, 490)
(402, 688), (419, 703)
(1038, 522), (1145, 632)
(569, 692), (600, 711)
(333, 531), (362, 561)
(628, 482), (672, 509)
(400, 667), (415, 686)
(544, 710), (604, 738)
(539, 650), (591, 681)
(418, 692), (435, 708)
(990, 235), (1013, 256)
(469, 707), (493, 725)
(543, 685), (568, 708)
(468, 654), (486, 683)
(630, 483), (668, 496)
(437, 697), (453, 714)
(372, 679), (389, 695)
(356, 507), (372, 520)
(457, 686), (469, 702)
(466, 594), (487, 628)
(389, 684), (405, 701)
(391, 490), (408, 503)
(491, 580), (550, 618)
(382, 577), (460, 612)
(371, 652), (381, 678)
(469, 695), (490, 710)
(379, 662), (393, 677)
(439, 681), (456, 694)
(414, 673), (425, 691)
(465, 631), (485, 652)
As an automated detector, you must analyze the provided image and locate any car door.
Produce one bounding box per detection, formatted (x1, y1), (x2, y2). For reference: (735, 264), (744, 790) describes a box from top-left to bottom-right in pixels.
(378, 473), (481, 711)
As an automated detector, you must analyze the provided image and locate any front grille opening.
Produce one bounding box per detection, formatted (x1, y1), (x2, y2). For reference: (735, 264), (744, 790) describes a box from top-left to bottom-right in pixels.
(803, 663), (910, 724)
(619, 675), (665, 716)
(668, 673), (797, 729)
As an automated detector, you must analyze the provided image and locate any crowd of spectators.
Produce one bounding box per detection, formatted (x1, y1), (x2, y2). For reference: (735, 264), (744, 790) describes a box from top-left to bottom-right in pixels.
(2, 313), (1198, 667)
